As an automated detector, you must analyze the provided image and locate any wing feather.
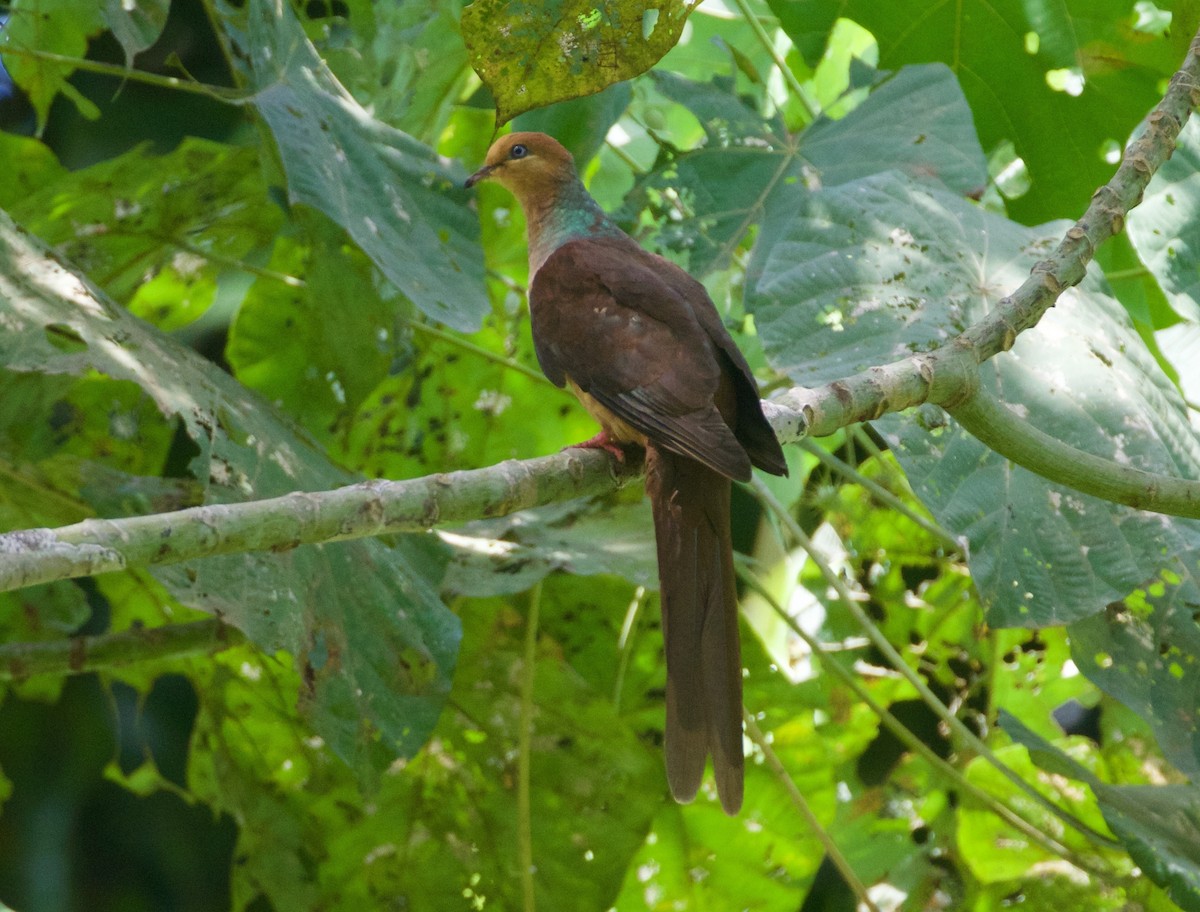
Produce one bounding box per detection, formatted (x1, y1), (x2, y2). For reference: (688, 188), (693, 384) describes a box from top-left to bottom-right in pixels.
(531, 236), (757, 480)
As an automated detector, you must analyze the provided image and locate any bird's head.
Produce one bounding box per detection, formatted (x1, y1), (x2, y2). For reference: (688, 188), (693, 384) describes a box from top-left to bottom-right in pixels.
(464, 132), (579, 202)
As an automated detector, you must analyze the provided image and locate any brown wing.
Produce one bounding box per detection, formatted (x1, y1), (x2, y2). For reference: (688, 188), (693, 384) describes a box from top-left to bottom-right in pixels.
(531, 236), (781, 480)
(647, 253), (788, 477)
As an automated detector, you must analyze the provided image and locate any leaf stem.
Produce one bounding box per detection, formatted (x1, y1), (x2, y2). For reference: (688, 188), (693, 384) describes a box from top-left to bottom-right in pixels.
(800, 438), (961, 551)
(517, 580), (542, 912)
(0, 45), (243, 101)
(744, 712), (883, 912)
(611, 585), (646, 710)
(407, 320), (555, 387)
(737, 567), (1122, 882)
(727, 0), (819, 121)
(750, 476), (1122, 852)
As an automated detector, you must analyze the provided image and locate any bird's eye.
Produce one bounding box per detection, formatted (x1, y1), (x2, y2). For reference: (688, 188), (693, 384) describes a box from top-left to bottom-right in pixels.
(510, 143), (528, 159)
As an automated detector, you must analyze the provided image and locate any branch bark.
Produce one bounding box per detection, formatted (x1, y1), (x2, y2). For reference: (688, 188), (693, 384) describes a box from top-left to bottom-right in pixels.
(0, 618), (236, 680)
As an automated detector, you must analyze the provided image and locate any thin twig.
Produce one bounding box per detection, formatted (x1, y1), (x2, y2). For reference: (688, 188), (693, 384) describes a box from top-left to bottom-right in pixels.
(517, 581), (542, 912)
(750, 476), (1121, 852)
(0, 45), (242, 101)
(800, 439), (961, 551)
(744, 713), (883, 912)
(727, 0), (820, 120)
(737, 569), (1123, 882)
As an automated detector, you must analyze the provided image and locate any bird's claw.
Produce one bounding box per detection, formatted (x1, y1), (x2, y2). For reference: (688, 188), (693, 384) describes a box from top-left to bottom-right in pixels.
(568, 430), (628, 463)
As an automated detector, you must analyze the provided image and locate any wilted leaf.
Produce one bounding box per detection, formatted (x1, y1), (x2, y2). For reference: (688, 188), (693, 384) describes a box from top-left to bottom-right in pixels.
(462, 0), (695, 126)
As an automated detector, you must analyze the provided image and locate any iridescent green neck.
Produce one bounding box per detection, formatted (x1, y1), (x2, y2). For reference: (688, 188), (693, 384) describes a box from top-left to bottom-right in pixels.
(523, 177), (624, 273)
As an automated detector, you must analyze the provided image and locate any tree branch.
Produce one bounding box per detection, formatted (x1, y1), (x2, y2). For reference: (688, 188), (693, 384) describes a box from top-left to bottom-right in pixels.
(0, 449), (640, 593)
(772, 26), (1200, 501)
(2, 32), (1199, 594)
(0, 618), (236, 680)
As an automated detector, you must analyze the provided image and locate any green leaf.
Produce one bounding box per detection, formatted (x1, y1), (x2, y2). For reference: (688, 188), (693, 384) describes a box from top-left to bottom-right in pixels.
(0, 133), (66, 210)
(772, 0), (1191, 225)
(1001, 710), (1200, 911)
(223, 0), (487, 331)
(958, 737), (1117, 883)
(1128, 115), (1200, 323)
(442, 497), (658, 597)
(0, 209), (460, 771)
(350, 2), (472, 139)
(101, 0), (169, 67)
(610, 739), (832, 908)
(749, 171), (1200, 627)
(0, 0), (105, 129)
(225, 232), (402, 447)
(1068, 562), (1200, 779)
(623, 64), (986, 275)
(763, 0), (839, 70)
(514, 82), (634, 166)
(461, 0), (694, 126)
(8, 138), (280, 328)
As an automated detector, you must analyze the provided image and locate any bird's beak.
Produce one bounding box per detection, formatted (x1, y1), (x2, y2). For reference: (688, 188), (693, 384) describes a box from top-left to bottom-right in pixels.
(464, 165), (493, 189)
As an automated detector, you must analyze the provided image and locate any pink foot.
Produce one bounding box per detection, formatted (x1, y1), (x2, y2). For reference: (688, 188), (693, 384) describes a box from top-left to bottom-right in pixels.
(568, 430), (629, 463)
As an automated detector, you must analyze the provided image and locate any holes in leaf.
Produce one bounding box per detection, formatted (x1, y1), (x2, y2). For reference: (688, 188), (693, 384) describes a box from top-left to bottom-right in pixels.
(1046, 67), (1085, 96)
(45, 323), (88, 353)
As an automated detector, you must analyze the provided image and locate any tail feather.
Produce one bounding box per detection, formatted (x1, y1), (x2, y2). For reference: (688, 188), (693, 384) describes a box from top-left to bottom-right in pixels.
(646, 443), (744, 814)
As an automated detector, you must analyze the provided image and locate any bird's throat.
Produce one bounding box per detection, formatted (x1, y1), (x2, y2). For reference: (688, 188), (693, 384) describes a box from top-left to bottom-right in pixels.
(522, 180), (624, 274)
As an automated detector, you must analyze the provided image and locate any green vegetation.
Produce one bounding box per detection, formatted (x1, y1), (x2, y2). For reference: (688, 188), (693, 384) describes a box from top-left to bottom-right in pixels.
(1, 0), (1199, 909)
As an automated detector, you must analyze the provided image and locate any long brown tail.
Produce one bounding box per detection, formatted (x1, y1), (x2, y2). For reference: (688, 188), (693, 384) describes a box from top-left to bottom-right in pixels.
(645, 443), (744, 815)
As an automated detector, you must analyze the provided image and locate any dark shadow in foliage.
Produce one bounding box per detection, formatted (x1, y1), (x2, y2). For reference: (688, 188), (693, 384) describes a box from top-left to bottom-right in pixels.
(40, 0), (242, 168)
(0, 675), (234, 912)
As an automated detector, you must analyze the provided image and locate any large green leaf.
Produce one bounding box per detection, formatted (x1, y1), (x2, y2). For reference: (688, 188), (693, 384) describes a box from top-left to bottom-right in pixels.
(958, 737), (1118, 884)
(748, 171), (1200, 628)
(747, 167), (1200, 780)
(1128, 116), (1200, 323)
(441, 498), (658, 597)
(221, 0), (487, 331)
(622, 63), (986, 275)
(771, 0), (1191, 225)
(276, 1), (472, 143)
(1001, 711), (1200, 911)
(0, 209), (460, 770)
(461, 0), (694, 126)
(186, 573), (665, 910)
(225, 231), (403, 448)
(1069, 561), (1200, 779)
(764, 0), (839, 70)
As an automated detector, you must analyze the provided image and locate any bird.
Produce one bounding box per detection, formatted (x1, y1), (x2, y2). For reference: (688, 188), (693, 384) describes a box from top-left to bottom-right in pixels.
(466, 132), (787, 814)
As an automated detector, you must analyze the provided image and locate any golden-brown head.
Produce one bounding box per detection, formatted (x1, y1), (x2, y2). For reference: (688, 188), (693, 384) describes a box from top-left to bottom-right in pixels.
(464, 132), (579, 203)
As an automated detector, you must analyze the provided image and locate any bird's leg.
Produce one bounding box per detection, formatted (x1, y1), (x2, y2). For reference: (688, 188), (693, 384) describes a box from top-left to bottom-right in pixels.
(569, 429), (631, 463)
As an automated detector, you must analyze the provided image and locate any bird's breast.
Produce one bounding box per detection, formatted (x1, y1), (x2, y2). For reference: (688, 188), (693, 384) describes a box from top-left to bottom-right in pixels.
(565, 377), (647, 446)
